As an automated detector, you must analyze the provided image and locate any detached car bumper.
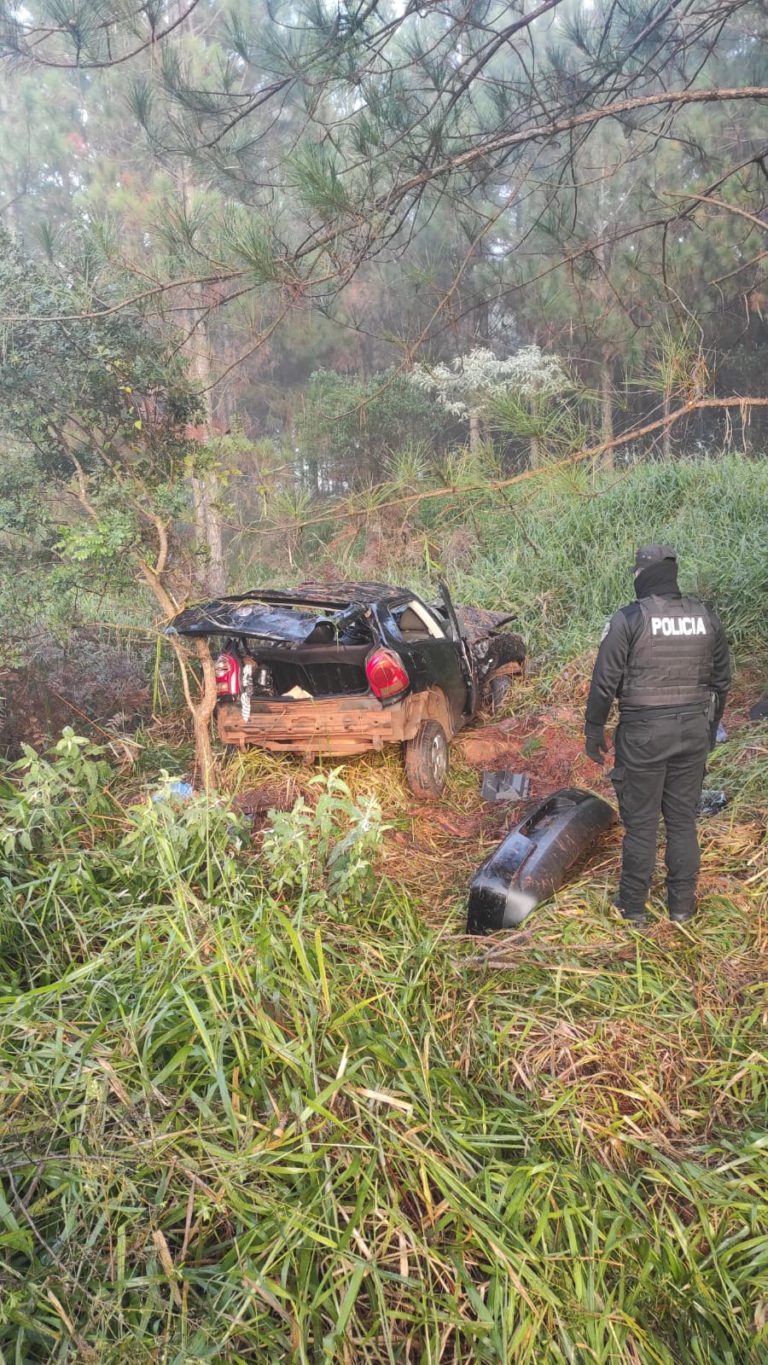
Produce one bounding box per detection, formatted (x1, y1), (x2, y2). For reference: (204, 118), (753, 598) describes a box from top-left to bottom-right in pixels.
(466, 788), (616, 933)
(216, 689), (452, 756)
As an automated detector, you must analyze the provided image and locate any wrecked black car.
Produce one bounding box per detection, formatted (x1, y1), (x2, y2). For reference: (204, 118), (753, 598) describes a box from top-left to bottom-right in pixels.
(167, 580), (525, 797)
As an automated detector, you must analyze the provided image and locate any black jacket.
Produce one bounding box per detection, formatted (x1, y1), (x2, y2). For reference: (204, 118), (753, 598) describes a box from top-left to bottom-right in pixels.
(585, 593), (731, 730)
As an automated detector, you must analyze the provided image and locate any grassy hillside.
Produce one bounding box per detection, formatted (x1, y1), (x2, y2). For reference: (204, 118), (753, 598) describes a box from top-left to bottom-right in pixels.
(452, 456), (768, 662)
(2, 458), (768, 1363)
(288, 455), (768, 666)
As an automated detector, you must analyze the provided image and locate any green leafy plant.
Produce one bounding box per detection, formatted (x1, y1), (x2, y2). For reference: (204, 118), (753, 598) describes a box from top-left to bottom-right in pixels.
(262, 769), (386, 913)
(118, 776), (248, 901)
(0, 728), (113, 862)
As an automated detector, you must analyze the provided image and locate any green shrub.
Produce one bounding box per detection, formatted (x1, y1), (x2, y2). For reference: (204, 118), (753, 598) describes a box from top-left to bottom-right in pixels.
(263, 768), (385, 913)
(0, 728), (113, 863)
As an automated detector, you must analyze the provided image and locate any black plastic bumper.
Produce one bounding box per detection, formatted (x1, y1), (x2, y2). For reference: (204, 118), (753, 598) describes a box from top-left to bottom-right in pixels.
(467, 787), (616, 933)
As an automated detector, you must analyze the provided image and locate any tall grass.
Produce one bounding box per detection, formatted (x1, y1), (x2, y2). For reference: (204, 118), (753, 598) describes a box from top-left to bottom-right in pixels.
(1, 731), (767, 1362)
(287, 455), (768, 669)
(450, 457), (768, 663)
(3, 458), (767, 1360)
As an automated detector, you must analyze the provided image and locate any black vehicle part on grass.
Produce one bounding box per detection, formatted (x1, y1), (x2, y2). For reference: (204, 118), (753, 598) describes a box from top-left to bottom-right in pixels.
(480, 771), (531, 803)
(749, 696), (768, 722)
(698, 788), (729, 817)
(466, 787), (616, 934)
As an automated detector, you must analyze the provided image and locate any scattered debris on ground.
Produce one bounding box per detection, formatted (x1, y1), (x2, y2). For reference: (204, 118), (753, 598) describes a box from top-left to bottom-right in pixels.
(480, 769), (531, 802)
(457, 706), (613, 799)
(698, 788), (729, 816)
(222, 662), (767, 932)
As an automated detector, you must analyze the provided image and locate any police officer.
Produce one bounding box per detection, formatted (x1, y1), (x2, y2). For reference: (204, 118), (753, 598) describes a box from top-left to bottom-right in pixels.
(584, 544), (731, 926)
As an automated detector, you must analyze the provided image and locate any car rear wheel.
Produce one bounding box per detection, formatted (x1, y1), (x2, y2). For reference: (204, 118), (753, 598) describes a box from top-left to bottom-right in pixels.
(404, 720), (449, 798)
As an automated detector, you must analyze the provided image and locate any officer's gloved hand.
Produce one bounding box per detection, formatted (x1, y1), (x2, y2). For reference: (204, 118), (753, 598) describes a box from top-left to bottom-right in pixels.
(585, 725), (609, 766)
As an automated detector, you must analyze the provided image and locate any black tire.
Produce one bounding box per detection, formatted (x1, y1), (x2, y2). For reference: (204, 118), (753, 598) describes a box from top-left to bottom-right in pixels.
(404, 720), (449, 798)
(489, 675), (512, 714)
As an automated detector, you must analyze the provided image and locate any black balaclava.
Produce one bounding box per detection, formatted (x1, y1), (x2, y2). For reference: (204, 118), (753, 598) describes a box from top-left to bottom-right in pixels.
(634, 559), (680, 599)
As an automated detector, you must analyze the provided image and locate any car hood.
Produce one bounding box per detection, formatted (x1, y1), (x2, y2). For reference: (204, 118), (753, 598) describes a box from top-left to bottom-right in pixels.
(453, 606), (517, 642)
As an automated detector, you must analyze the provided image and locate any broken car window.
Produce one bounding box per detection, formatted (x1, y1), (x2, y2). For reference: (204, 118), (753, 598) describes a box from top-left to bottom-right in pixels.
(390, 601), (447, 642)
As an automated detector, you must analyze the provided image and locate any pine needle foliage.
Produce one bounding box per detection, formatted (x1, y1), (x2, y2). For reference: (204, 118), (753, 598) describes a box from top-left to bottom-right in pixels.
(290, 142), (353, 220)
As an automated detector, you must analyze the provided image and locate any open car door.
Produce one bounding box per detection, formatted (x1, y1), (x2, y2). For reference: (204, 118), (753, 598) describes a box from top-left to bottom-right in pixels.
(438, 579), (478, 716)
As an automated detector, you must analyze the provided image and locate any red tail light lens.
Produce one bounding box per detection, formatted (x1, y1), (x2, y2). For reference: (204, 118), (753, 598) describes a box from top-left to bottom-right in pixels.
(365, 648), (409, 700)
(214, 651), (240, 697)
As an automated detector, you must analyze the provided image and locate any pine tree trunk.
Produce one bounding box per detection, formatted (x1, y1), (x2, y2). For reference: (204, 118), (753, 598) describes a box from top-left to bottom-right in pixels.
(530, 435), (542, 468)
(599, 356), (615, 470)
(185, 304), (226, 595)
(469, 408), (482, 454)
(0, 87), (18, 235)
(191, 467), (226, 595)
(178, 158), (226, 597)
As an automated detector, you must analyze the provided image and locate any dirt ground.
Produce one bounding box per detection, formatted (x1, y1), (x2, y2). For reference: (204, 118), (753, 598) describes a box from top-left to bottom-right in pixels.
(456, 709), (609, 797)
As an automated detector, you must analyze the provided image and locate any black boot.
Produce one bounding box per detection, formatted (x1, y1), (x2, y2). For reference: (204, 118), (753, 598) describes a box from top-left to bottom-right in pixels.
(614, 900), (648, 928)
(670, 905), (697, 924)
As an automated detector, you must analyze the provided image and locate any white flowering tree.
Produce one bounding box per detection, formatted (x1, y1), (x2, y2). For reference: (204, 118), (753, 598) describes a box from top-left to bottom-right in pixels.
(410, 345), (571, 464)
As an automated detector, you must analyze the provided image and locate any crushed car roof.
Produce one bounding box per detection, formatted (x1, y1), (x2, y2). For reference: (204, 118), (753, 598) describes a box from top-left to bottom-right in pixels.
(166, 582), (412, 640)
(257, 582), (410, 606)
(166, 582), (521, 644)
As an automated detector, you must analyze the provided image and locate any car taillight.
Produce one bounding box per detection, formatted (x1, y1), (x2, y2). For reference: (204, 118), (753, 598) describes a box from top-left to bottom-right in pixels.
(214, 651), (240, 697)
(365, 648), (409, 700)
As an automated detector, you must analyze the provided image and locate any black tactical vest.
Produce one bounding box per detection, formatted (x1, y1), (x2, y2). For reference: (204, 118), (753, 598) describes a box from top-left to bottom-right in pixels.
(620, 594), (715, 709)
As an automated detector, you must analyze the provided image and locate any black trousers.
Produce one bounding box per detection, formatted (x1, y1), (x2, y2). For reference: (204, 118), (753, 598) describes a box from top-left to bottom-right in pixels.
(610, 708), (710, 916)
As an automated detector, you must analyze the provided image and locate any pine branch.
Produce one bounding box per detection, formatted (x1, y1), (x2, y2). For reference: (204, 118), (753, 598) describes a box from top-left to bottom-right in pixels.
(241, 395), (768, 538)
(0, 0), (202, 69)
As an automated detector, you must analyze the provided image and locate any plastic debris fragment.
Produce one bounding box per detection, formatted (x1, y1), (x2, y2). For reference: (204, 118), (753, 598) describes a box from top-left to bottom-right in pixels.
(698, 788), (728, 817)
(152, 781), (194, 803)
(480, 770), (531, 802)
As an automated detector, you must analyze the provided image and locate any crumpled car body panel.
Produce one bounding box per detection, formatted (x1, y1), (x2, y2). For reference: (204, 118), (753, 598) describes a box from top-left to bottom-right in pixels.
(165, 580), (526, 768)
